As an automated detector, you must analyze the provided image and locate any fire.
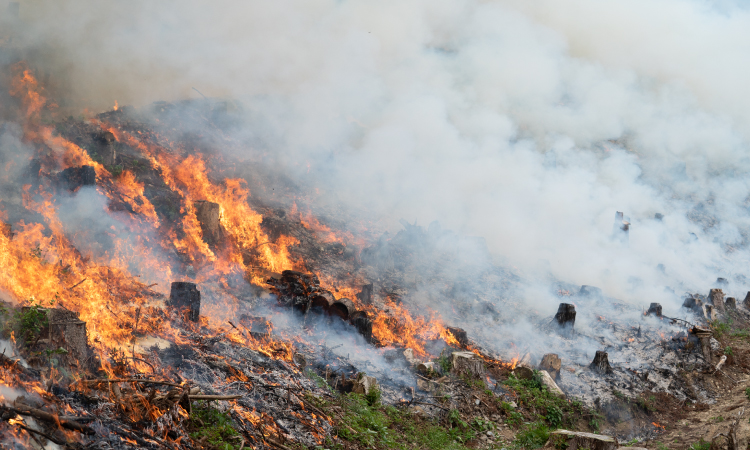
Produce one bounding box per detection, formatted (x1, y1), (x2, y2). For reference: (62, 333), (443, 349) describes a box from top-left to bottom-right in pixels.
(652, 421), (665, 430)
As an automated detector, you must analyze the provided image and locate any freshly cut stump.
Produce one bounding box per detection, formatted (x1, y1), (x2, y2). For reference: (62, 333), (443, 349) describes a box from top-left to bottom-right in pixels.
(539, 353), (562, 380)
(451, 352), (485, 377)
(546, 430), (617, 450)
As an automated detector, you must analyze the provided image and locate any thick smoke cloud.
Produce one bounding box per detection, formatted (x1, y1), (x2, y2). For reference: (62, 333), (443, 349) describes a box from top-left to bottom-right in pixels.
(5, 0), (750, 313)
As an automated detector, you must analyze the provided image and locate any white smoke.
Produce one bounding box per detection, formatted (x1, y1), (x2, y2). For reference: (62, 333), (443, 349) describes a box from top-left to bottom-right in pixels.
(4, 0), (750, 314)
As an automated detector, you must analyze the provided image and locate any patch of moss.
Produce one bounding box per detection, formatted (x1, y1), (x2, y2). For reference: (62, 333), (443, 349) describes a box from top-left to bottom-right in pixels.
(188, 402), (242, 450)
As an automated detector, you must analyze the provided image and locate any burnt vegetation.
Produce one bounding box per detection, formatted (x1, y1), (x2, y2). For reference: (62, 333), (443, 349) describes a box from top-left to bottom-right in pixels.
(1, 57), (750, 450)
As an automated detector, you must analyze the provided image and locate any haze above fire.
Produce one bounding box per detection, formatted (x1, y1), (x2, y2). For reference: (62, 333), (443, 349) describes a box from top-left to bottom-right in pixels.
(7, 0), (750, 308)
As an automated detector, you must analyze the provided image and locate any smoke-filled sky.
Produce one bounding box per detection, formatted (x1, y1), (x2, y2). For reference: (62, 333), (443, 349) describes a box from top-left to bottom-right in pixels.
(5, 0), (750, 310)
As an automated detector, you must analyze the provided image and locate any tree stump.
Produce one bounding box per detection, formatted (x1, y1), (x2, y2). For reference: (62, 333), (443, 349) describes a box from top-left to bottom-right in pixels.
(350, 311), (373, 343)
(692, 327), (714, 363)
(451, 352), (485, 377)
(555, 303), (576, 332)
(547, 430), (618, 450)
(46, 308), (91, 371)
(709, 288), (726, 313)
(612, 211), (630, 246)
(703, 304), (717, 322)
(194, 200), (224, 246)
(726, 297), (737, 310)
(446, 327), (469, 347)
(168, 282), (201, 322)
(539, 353), (562, 380)
(589, 351), (613, 374)
(355, 283), (373, 305)
(744, 292), (750, 310)
(1, 222), (12, 239)
(352, 373), (378, 396)
(59, 166), (96, 192)
(646, 303), (662, 317)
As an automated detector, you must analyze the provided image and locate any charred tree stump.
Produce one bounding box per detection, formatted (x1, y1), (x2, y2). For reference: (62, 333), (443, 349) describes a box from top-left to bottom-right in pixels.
(194, 200), (224, 246)
(92, 130), (117, 165)
(709, 288), (726, 313)
(589, 351), (613, 374)
(168, 282), (201, 322)
(350, 311), (373, 343)
(446, 327), (469, 347)
(555, 303), (576, 333)
(539, 353), (562, 380)
(726, 297), (737, 310)
(1, 222), (12, 239)
(744, 292), (750, 310)
(646, 303), (662, 317)
(59, 166), (96, 191)
(356, 283), (373, 305)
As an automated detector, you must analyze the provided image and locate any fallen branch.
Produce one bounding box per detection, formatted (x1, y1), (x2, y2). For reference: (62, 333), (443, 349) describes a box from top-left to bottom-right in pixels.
(188, 394), (242, 400)
(10, 402), (95, 435)
(15, 423), (71, 447)
(75, 378), (183, 388)
(67, 278), (87, 290)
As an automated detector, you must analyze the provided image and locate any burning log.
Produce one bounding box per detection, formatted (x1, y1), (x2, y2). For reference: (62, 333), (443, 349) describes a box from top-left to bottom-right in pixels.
(554, 303), (576, 332)
(547, 430), (618, 450)
(167, 281), (201, 322)
(646, 302), (662, 317)
(330, 298), (355, 321)
(726, 297), (737, 310)
(310, 290), (335, 313)
(8, 400), (95, 435)
(539, 370), (565, 398)
(708, 288), (726, 313)
(194, 200), (224, 246)
(451, 352), (485, 377)
(350, 310), (373, 343)
(58, 165), (96, 191)
(355, 283), (373, 305)
(539, 353), (562, 380)
(238, 315), (273, 337)
(589, 351), (613, 375)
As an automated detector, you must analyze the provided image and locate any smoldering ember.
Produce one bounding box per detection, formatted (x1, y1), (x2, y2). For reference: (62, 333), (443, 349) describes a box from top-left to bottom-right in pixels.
(2, 2), (750, 450)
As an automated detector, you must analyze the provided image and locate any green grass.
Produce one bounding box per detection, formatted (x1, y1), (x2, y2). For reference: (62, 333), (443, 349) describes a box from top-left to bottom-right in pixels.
(689, 439), (710, 450)
(310, 392), (481, 450)
(188, 402), (242, 450)
(503, 373), (589, 430)
(513, 422), (551, 449)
